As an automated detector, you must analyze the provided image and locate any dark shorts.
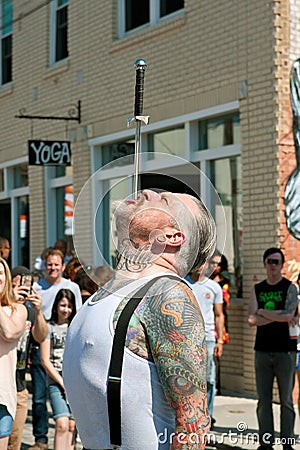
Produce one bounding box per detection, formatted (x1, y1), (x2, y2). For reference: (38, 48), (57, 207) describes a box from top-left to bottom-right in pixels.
(0, 404), (13, 437)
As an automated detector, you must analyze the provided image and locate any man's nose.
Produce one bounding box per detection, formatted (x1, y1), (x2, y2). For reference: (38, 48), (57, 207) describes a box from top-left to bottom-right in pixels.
(142, 189), (160, 201)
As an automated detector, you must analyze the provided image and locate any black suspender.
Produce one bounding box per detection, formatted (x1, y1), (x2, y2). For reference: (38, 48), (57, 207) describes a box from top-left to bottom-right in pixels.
(107, 275), (182, 448)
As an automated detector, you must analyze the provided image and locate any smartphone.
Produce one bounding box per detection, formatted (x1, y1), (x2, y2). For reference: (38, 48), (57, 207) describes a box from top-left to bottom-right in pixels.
(20, 273), (33, 295)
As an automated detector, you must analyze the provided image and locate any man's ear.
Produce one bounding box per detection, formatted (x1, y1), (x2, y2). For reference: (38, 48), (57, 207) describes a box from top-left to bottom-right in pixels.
(165, 231), (186, 247)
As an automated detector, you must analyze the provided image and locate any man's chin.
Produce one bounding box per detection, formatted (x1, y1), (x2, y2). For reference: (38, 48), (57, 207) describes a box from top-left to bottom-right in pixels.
(47, 274), (60, 282)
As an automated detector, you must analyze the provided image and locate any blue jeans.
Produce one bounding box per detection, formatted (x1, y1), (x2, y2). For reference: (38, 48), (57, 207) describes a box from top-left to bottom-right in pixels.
(255, 351), (296, 446)
(48, 383), (73, 420)
(30, 347), (48, 444)
(206, 340), (216, 418)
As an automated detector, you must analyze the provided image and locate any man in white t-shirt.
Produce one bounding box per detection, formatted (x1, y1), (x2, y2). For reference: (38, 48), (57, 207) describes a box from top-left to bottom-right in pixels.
(186, 264), (224, 425)
(29, 249), (81, 450)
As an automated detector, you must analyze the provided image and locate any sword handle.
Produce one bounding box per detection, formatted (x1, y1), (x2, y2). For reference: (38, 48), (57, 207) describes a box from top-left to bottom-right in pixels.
(134, 59), (147, 117)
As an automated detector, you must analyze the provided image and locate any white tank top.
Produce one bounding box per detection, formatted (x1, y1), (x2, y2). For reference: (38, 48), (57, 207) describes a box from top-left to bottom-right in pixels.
(63, 275), (176, 450)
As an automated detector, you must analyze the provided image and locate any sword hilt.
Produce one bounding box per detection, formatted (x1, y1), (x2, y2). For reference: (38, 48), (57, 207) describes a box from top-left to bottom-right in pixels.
(134, 59), (147, 117)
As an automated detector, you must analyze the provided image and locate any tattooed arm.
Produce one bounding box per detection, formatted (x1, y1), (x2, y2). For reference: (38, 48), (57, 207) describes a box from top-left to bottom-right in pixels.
(139, 279), (210, 450)
(257, 283), (298, 322)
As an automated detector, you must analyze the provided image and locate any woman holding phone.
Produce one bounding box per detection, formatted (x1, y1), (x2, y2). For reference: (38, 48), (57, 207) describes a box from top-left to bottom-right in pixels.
(0, 258), (26, 450)
(8, 266), (48, 450)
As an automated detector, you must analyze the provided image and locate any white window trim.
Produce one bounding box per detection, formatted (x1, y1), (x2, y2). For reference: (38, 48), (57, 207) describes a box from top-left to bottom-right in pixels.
(0, 156), (29, 267)
(0, 0), (12, 85)
(118, 0), (184, 38)
(89, 101), (240, 181)
(89, 101), (239, 147)
(50, 0), (68, 66)
(0, 156), (28, 199)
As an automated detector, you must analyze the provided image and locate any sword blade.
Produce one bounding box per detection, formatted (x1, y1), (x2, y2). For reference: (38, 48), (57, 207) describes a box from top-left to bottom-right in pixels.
(133, 120), (142, 199)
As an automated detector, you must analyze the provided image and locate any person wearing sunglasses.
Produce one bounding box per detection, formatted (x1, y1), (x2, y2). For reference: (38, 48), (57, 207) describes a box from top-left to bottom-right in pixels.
(248, 247), (298, 450)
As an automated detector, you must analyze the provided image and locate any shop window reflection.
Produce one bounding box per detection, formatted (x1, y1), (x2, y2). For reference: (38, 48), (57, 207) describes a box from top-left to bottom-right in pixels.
(13, 163), (28, 188)
(210, 156), (243, 298)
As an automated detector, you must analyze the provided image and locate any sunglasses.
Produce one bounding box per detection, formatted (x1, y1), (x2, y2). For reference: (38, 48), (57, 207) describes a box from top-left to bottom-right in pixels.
(266, 258), (281, 265)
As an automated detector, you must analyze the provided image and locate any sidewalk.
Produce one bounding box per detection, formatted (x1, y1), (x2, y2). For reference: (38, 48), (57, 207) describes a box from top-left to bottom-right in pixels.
(208, 391), (300, 449)
(21, 394), (83, 450)
(21, 390), (300, 449)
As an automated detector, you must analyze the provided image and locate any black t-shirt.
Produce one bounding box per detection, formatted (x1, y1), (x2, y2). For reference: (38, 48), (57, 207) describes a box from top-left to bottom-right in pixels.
(254, 277), (296, 352)
(16, 303), (36, 391)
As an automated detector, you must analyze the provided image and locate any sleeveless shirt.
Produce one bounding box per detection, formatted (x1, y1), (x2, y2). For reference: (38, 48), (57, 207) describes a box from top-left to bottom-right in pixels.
(63, 275), (178, 450)
(254, 277), (296, 352)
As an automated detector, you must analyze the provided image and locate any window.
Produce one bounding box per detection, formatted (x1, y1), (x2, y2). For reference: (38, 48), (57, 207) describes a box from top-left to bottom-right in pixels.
(147, 126), (184, 157)
(16, 195), (30, 267)
(0, 159), (30, 267)
(12, 163), (28, 188)
(125, 0), (149, 32)
(102, 139), (135, 168)
(1, 0), (12, 85)
(199, 114), (240, 150)
(210, 156), (243, 297)
(50, 0), (68, 65)
(120, 0), (184, 35)
(160, 0), (184, 18)
(55, 185), (73, 240)
(90, 104), (242, 295)
(45, 165), (73, 250)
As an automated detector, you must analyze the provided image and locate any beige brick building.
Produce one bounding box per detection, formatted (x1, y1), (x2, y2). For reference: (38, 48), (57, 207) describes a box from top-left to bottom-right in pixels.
(0, 0), (300, 396)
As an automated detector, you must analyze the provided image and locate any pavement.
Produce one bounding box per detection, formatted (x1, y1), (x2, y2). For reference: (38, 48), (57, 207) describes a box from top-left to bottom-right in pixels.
(20, 389), (300, 450)
(21, 390), (83, 450)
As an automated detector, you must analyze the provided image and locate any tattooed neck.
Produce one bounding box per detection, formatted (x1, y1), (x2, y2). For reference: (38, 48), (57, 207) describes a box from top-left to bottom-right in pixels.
(116, 238), (154, 273)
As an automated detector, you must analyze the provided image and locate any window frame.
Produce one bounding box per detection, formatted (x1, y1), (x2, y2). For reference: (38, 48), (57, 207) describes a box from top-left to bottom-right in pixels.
(0, 0), (13, 85)
(50, 0), (68, 66)
(0, 156), (29, 267)
(118, 0), (184, 38)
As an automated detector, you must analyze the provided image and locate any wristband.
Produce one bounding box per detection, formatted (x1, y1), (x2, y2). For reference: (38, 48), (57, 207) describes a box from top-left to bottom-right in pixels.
(217, 339), (224, 344)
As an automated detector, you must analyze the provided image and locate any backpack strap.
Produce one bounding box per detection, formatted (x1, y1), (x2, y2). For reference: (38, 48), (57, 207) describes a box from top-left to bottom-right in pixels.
(107, 274), (183, 448)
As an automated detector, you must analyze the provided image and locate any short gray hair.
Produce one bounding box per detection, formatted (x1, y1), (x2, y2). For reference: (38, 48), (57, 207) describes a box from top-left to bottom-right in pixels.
(174, 196), (216, 276)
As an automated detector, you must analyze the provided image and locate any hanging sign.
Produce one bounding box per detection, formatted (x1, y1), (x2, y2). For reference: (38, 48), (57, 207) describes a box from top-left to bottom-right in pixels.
(28, 140), (71, 166)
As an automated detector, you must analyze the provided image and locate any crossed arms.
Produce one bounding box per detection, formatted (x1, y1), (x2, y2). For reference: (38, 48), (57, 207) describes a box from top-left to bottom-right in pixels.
(248, 283), (298, 327)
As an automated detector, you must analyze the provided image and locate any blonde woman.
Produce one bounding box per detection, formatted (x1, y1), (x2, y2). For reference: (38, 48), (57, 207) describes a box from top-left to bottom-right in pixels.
(0, 258), (26, 450)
